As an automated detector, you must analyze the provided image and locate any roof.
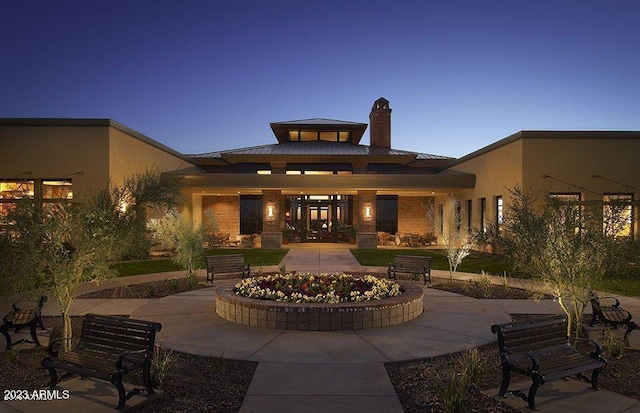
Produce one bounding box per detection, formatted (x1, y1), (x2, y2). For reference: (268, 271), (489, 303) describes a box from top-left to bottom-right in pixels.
(270, 118), (369, 144)
(189, 141), (451, 164)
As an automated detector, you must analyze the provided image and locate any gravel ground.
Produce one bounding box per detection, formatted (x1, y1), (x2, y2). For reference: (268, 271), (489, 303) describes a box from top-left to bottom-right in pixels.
(2, 278), (637, 412)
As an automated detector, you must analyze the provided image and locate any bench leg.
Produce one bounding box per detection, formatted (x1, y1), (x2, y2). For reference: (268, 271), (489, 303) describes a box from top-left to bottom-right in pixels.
(498, 365), (511, 397)
(624, 321), (637, 347)
(44, 364), (59, 389)
(528, 376), (543, 410)
(0, 325), (12, 350)
(591, 367), (603, 390)
(112, 373), (126, 410)
(29, 322), (41, 347)
(142, 359), (155, 395)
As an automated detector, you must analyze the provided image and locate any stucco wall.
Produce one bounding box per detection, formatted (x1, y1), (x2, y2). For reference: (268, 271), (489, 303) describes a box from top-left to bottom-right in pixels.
(0, 125), (110, 198)
(442, 139), (523, 230)
(522, 137), (640, 203)
(108, 127), (194, 187)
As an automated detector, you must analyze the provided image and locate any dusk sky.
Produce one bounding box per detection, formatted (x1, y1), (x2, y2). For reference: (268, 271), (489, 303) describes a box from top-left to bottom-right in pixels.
(1, 1), (638, 158)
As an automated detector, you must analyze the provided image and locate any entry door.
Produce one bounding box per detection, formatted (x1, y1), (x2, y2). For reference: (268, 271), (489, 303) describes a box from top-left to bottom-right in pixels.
(307, 205), (329, 241)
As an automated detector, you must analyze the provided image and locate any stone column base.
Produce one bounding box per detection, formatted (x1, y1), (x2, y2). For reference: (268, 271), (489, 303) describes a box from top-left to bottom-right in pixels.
(357, 232), (377, 249)
(261, 232), (282, 249)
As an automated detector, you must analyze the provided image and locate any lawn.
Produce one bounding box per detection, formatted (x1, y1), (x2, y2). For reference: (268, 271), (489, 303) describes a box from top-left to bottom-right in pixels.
(350, 248), (640, 297)
(349, 248), (510, 275)
(110, 248), (288, 277)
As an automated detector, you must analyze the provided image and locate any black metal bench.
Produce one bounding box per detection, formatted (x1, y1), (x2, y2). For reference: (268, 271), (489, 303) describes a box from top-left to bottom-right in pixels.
(388, 255), (432, 284)
(589, 295), (637, 346)
(0, 295), (47, 350)
(491, 315), (607, 410)
(41, 314), (162, 410)
(206, 254), (251, 283)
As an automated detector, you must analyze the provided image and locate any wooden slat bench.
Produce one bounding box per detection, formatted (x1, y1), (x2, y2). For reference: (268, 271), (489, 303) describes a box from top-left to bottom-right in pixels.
(206, 254), (251, 283)
(589, 295), (637, 346)
(0, 295), (47, 350)
(388, 255), (432, 284)
(491, 315), (607, 410)
(41, 314), (162, 410)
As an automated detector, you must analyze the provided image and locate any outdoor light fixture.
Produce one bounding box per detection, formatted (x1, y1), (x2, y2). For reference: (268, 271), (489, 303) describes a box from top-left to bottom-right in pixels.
(363, 203), (373, 220)
(267, 205), (275, 218)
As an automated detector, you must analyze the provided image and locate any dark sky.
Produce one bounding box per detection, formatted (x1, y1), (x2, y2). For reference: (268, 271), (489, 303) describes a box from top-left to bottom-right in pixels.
(1, 0), (638, 157)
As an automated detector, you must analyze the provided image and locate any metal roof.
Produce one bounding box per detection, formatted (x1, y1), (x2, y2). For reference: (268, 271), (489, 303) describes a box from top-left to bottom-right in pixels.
(189, 141), (451, 164)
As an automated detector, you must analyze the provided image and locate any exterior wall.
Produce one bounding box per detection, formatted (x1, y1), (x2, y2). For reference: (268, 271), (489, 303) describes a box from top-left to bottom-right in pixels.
(0, 125), (110, 198)
(442, 139), (523, 231)
(398, 196), (433, 236)
(522, 137), (640, 203)
(202, 195), (240, 239)
(108, 127), (194, 187)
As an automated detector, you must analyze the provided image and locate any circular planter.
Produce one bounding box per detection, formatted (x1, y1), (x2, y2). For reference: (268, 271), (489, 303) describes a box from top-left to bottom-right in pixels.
(215, 280), (423, 331)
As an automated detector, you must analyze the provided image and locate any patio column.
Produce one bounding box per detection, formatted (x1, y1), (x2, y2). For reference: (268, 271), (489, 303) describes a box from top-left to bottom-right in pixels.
(357, 190), (377, 248)
(261, 189), (282, 249)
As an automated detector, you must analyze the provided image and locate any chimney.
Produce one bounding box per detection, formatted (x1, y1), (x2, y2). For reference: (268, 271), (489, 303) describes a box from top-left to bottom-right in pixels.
(369, 97), (391, 149)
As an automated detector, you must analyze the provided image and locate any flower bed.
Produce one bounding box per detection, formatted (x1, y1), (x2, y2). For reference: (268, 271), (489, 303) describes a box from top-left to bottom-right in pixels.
(233, 273), (403, 303)
(216, 275), (424, 331)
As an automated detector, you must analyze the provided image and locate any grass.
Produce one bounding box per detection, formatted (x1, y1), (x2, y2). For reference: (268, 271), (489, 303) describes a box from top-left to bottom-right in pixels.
(349, 248), (510, 275)
(351, 248), (640, 296)
(595, 275), (640, 297)
(111, 248), (288, 277)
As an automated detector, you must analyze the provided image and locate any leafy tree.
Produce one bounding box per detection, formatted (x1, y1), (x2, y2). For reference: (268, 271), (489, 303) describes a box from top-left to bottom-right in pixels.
(425, 193), (472, 280)
(0, 170), (183, 350)
(492, 187), (608, 339)
(148, 209), (204, 278)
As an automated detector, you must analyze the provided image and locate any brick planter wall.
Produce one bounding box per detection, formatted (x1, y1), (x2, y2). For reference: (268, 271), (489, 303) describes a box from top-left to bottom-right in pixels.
(215, 280), (423, 331)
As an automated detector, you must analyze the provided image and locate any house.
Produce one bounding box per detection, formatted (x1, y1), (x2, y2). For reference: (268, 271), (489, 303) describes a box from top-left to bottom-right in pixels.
(1, 98), (638, 248)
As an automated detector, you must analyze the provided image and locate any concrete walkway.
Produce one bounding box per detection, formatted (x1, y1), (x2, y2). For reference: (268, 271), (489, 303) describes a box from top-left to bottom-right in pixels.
(2, 246), (639, 413)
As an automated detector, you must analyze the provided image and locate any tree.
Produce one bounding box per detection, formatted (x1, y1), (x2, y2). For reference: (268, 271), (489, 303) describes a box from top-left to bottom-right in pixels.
(494, 187), (608, 339)
(0, 170), (183, 350)
(148, 209), (204, 278)
(425, 193), (472, 280)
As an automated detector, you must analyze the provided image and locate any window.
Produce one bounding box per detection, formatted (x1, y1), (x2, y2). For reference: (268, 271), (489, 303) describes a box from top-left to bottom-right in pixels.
(240, 195), (262, 234)
(287, 130), (352, 143)
(550, 193), (582, 233)
(466, 200), (472, 231)
(438, 203), (444, 234)
(376, 195), (398, 234)
(495, 196), (503, 234)
(479, 198), (487, 233)
(1, 179), (73, 225)
(603, 193), (633, 238)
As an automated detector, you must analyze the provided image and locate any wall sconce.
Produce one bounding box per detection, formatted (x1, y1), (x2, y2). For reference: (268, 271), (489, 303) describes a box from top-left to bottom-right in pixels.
(267, 204), (275, 220)
(363, 203), (373, 220)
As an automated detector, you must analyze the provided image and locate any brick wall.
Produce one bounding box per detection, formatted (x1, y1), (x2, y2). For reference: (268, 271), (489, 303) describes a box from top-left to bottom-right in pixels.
(398, 196), (433, 236)
(202, 196), (240, 239)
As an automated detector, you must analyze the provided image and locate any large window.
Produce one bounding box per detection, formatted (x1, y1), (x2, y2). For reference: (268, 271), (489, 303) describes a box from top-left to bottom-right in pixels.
(466, 199), (472, 232)
(1, 179), (73, 225)
(603, 193), (634, 238)
(376, 195), (398, 234)
(240, 195), (262, 234)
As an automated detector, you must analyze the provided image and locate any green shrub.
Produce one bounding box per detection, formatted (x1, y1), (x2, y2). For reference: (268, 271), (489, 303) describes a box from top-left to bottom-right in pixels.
(151, 345), (173, 388)
(601, 330), (625, 359)
(475, 273), (492, 298)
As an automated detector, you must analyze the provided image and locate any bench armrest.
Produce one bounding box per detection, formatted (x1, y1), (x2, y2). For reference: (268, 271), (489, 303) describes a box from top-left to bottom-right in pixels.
(505, 352), (540, 373)
(46, 337), (81, 357)
(573, 338), (604, 357)
(115, 348), (149, 372)
(598, 296), (621, 308)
